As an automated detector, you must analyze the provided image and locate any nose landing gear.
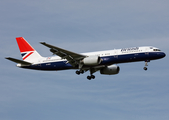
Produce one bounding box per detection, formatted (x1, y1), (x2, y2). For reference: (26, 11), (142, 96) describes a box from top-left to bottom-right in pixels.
(144, 66), (148, 70)
(143, 60), (150, 71)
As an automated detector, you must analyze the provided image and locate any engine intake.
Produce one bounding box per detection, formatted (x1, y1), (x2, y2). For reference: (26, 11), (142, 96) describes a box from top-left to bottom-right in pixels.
(100, 65), (120, 75)
(82, 56), (101, 66)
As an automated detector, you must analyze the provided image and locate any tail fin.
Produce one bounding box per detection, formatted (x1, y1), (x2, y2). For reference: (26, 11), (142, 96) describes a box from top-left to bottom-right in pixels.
(16, 37), (43, 63)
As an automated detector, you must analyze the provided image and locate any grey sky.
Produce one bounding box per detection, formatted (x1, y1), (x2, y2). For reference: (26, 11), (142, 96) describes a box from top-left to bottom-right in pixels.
(0, 0), (169, 120)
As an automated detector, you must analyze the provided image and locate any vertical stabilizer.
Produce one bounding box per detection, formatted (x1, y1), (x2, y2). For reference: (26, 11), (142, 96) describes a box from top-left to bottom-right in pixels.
(16, 37), (43, 63)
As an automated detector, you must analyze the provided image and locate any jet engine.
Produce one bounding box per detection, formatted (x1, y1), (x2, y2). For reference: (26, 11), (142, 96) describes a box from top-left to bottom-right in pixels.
(100, 65), (120, 75)
(82, 56), (101, 66)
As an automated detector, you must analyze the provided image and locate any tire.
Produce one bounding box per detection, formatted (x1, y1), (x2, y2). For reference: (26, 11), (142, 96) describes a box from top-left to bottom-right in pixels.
(143, 67), (147, 70)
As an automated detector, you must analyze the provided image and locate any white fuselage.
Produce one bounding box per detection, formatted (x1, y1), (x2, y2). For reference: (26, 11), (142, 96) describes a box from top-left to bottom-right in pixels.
(36, 46), (161, 64)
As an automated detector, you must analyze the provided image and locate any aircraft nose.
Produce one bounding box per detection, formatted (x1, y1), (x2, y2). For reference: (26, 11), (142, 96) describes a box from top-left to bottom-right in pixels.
(163, 52), (166, 57)
(160, 52), (166, 58)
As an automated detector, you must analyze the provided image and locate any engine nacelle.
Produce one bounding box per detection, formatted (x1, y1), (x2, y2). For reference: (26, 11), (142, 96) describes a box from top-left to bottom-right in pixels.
(82, 56), (101, 66)
(100, 65), (120, 75)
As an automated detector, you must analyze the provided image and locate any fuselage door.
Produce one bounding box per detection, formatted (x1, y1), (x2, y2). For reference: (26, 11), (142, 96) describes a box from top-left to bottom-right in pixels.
(114, 50), (118, 58)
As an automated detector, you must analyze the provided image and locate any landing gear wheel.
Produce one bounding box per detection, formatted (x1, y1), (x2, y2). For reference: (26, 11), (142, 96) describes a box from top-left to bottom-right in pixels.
(80, 70), (84, 74)
(91, 75), (95, 79)
(76, 70), (80, 75)
(144, 67), (147, 71)
(87, 76), (91, 80)
(87, 75), (95, 80)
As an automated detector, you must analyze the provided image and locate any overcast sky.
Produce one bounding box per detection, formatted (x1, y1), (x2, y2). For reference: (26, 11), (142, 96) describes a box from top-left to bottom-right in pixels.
(0, 0), (169, 120)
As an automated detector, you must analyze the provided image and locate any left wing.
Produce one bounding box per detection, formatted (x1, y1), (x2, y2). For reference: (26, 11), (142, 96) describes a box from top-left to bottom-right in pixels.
(40, 42), (86, 66)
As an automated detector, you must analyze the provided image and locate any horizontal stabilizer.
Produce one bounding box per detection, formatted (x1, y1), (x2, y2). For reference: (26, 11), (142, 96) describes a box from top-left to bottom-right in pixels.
(5, 57), (32, 65)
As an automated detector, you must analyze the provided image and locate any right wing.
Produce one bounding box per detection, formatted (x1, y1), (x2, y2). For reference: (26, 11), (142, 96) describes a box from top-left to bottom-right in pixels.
(40, 42), (86, 66)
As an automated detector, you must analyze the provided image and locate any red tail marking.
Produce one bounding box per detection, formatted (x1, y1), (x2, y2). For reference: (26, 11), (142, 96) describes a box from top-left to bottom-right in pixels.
(23, 52), (33, 60)
(16, 37), (34, 53)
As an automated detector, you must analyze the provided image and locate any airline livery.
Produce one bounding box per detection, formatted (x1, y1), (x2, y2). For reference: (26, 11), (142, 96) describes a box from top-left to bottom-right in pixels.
(6, 37), (166, 80)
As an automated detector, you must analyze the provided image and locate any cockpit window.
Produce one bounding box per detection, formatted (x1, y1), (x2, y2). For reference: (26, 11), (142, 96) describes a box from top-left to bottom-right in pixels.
(153, 49), (161, 51)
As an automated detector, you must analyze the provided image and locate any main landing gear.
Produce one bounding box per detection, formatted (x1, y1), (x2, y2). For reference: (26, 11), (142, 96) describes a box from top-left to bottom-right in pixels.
(75, 69), (96, 80)
(143, 60), (150, 71)
(87, 68), (96, 80)
(87, 75), (95, 80)
(76, 70), (84, 75)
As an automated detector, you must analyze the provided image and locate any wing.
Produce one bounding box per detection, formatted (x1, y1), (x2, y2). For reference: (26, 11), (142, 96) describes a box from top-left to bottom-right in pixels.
(40, 42), (86, 66)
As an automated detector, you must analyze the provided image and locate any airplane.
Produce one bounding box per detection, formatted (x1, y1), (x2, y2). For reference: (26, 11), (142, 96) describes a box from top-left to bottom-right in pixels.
(6, 37), (166, 80)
